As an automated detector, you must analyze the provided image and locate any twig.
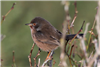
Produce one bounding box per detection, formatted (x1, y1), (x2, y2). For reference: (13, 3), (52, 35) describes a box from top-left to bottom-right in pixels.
(60, 1), (70, 67)
(77, 23), (90, 63)
(66, 52), (78, 66)
(13, 51), (15, 64)
(95, 1), (100, 51)
(0, 34), (6, 41)
(87, 20), (96, 50)
(70, 45), (74, 56)
(1, 3), (16, 24)
(42, 51), (53, 67)
(78, 35), (88, 64)
(83, 23), (90, 38)
(0, 56), (3, 67)
(88, 1), (100, 66)
(69, 21), (85, 45)
(69, 45), (74, 66)
(28, 43), (35, 67)
(33, 48), (41, 67)
(12, 51), (16, 67)
(42, 59), (50, 67)
(88, 52), (98, 67)
(70, 1), (78, 28)
(53, 60), (56, 67)
(64, 41), (69, 53)
(37, 58), (40, 67)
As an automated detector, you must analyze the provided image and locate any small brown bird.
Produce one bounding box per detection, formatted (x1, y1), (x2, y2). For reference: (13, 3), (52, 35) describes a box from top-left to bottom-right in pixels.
(25, 17), (83, 60)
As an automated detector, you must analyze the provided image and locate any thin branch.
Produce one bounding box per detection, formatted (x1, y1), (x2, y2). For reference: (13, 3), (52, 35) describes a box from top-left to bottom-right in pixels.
(95, 1), (100, 51)
(33, 48), (41, 67)
(69, 21), (85, 45)
(37, 58), (40, 67)
(69, 45), (74, 66)
(28, 43), (35, 67)
(42, 59), (50, 67)
(1, 3), (16, 24)
(88, 52), (98, 67)
(64, 41), (69, 53)
(0, 56), (3, 67)
(87, 20), (96, 50)
(60, 1), (70, 67)
(0, 34), (6, 41)
(70, 1), (78, 28)
(83, 23), (90, 38)
(12, 51), (16, 67)
(53, 60), (56, 67)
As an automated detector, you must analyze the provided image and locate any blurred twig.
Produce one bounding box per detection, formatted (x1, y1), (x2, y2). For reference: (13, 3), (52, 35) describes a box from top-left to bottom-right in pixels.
(33, 48), (41, 67)
(53, 60), (56, 67)
(1, 3), (16, 24)
(70, 1), (78, 28)
(69, 45), (74, 66)
(88, 1), (100, 67)
(87, 19), (96, 50)
(0, 58), (2, 66)
(95, 1), (100, 51)
(0, 3), (15, 67)
(60, 1), (70, 67)
(28, 43), (35, 67)
(83, 23), (90, 38)
(70, 1), (78, 34)
(12, 51), (16, 67)
(69, 21), (85, 45)
(0, 34), (6, 41)
(37, 58), (40, 67)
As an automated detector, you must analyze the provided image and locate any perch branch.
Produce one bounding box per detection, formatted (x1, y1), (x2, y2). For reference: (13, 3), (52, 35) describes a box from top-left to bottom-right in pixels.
(28, 43), (35, 67)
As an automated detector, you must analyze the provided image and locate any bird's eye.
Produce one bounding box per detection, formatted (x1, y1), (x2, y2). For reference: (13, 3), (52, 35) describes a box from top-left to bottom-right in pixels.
(33, 23), (36, 26)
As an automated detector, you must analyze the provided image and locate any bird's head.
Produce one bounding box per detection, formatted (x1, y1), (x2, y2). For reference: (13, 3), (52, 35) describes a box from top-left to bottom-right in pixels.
(25, 17), (51, 32)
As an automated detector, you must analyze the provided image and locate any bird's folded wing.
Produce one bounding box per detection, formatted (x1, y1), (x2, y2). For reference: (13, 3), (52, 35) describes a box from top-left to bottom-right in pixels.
(35, 33), (60, 46)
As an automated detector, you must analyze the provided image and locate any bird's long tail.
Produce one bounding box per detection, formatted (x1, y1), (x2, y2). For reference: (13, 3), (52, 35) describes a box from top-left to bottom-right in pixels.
(65, 33), (84, 41)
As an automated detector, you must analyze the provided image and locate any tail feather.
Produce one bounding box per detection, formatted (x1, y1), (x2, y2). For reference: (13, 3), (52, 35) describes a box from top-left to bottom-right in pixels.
(65, 33), (84, 41)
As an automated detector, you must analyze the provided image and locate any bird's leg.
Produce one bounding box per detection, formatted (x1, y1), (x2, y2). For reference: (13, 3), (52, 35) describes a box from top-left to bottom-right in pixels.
(42, 51), (54, 67)
(48, 51), (54, 67)
(45, 51), (54, 61)
(45, 51), (52, 61)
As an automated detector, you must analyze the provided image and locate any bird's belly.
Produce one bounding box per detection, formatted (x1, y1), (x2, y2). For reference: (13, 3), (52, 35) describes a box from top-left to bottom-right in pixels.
(32, 35), (58, 52)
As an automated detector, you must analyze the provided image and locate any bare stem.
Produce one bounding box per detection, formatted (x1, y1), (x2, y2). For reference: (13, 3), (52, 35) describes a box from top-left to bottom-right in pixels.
(12, 51), (16, 67)
(70, 1), (78, 28)
(69, 21), (85, 45)
(33, 49), (41, 67)
(1, 3), (16, 24)
(28, 43), (35, 67)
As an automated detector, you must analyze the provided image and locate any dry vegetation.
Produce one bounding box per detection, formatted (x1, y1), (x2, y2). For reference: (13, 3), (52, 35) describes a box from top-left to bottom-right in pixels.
(1, 1), (100, 67)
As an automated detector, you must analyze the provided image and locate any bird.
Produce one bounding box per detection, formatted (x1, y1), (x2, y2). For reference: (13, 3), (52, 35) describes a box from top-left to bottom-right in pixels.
(25, 17), (83, 61)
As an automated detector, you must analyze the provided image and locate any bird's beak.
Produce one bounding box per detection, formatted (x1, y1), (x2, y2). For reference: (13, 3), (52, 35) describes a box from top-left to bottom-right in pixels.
(25, 23), (33, 26)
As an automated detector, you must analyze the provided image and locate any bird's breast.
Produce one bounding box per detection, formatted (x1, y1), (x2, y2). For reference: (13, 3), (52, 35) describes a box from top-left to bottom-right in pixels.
(31, 34), (58, 52)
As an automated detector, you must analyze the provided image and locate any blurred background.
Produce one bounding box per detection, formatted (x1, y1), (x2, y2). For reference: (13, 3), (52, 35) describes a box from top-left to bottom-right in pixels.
(1, 1), (97, 66)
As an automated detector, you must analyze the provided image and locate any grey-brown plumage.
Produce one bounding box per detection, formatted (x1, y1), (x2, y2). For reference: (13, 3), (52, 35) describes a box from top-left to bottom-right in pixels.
(25, 17), (83, 52)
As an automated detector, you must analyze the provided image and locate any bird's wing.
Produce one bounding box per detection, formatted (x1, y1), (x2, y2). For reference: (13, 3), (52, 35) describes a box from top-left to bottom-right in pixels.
(35, 31), (60, 46)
